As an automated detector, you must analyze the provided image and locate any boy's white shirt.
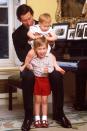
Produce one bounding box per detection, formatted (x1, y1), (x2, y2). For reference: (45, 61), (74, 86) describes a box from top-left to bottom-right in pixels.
(29, 24), (53, 36)
(30, 53), (54, 77)
(28, 24), (55, 53)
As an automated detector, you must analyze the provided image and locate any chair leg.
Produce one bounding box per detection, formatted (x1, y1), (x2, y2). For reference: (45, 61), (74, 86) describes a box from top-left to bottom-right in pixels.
(8, 85), (13, 110)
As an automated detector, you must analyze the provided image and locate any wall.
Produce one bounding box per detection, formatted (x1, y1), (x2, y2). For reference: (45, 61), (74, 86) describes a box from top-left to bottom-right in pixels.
(27, 0), (57, 23)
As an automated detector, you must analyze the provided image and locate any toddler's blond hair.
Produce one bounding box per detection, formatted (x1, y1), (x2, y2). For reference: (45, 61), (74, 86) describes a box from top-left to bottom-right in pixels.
(39, 13), (51, 24)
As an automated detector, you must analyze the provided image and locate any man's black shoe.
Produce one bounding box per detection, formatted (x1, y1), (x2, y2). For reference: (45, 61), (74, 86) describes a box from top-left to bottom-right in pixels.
(21, 118), (32, 131)
(56, 116), (72, 128)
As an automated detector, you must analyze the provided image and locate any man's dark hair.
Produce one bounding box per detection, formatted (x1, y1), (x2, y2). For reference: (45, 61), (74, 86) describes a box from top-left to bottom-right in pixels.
(16, 4), (34, 20)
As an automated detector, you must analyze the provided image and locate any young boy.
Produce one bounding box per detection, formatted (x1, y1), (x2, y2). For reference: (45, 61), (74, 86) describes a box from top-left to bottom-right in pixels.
(29, 36), (54, 128)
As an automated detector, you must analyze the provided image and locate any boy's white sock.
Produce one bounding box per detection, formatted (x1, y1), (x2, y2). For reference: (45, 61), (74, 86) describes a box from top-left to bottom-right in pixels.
(42, 115), (47, 122)
(35, 115), (40, 121)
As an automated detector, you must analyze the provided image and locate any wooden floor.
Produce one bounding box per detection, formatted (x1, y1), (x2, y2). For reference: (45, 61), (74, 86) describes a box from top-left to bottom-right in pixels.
(0, 104), (87, 131)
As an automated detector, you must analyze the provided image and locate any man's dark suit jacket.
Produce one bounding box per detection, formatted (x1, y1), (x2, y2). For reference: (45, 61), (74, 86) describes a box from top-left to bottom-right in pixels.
(12, 20), (38, 62)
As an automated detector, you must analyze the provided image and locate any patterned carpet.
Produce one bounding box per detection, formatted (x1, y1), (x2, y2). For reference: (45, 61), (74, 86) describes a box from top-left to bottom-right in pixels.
(0, 104), (87, 131)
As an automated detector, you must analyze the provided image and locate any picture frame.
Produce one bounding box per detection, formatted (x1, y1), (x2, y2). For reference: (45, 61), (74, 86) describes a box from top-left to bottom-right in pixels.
(55, 0), (86, 25)
(67, 28), (75, 40)
(52, 23), (69, 40)
(61, 0), (85, 18)
(83, 24), (87, 39)
(74, 22), (87, 40)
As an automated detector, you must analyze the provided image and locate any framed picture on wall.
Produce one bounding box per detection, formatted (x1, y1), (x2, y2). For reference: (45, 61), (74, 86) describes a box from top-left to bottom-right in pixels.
(52, 23), (69, 40)
(83, 24), (87, 39)
(67, 28), (75, 40)
(61, 0), (85, 18)
(74, 22), (87, 40)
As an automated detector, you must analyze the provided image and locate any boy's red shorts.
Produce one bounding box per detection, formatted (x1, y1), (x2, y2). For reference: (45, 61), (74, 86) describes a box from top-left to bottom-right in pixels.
(34, 77), (51, 96)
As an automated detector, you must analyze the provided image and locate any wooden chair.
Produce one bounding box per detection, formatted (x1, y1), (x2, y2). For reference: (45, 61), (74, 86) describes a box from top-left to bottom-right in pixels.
(8, 73), (22, 110)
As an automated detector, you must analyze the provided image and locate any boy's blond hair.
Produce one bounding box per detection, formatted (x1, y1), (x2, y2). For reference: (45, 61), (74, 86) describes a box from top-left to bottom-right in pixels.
(33, 36), (48, 52)
(39, 13), (51, 23)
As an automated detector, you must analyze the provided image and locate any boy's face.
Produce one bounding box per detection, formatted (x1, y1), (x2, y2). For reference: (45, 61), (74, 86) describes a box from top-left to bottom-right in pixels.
(40, 21), (51, 32)
(20, 12), (34, 27)
(35, 44), (47, 58)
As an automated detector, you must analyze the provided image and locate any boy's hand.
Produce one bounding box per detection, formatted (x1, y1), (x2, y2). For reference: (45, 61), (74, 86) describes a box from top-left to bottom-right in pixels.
(34, 32), (42, 39)
(60, 69), (65, 75)
(47, 33), (52, 37)
(26, 64), (33, 70)
(19, 64), (26, 72)
(44, 67), (48, 74)
(55, 67), (65, 75)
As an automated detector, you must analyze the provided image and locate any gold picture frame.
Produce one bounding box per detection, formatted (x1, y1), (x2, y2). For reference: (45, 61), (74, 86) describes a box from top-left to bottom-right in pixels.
(55, 0), (86, 28)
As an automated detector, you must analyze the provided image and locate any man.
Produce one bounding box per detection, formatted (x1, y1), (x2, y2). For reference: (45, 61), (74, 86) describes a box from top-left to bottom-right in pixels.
(12, 4), (72, 131)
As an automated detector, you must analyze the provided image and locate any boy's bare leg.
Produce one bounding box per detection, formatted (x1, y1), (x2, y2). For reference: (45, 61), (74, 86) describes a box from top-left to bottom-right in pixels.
(34, 95), (41, 116)
(41, 96), (48, 116)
